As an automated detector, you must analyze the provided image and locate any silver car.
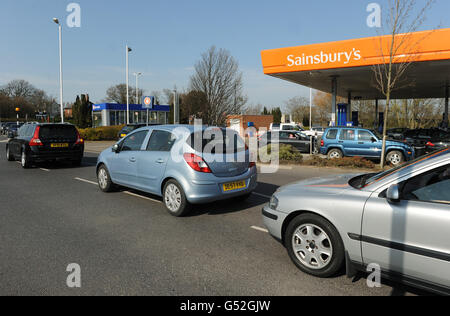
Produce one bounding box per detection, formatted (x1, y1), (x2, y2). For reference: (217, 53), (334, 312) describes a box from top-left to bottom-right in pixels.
(97, 125), (257, 217)
(263, 148), (450, 294)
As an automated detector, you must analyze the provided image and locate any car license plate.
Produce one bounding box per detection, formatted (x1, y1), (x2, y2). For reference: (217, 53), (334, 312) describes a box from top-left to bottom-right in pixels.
(223, 180), (246, 192)
(51, 143), (69, 148)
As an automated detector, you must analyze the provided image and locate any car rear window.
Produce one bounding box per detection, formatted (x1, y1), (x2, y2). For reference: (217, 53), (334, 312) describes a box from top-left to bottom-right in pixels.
(39, 125), (77, 140)
(187, 129), (246, 154)
(326, 129), (338, 139)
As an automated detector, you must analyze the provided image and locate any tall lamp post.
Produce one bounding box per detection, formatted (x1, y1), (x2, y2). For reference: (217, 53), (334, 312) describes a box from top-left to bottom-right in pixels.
(53, 18), (64, 123)
(126, 45), (132, 124)
(133, 72), (142, 104)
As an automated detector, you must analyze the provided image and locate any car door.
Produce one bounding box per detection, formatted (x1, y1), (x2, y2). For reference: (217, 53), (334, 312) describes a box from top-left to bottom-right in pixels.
(357, 130), (381, 157)
(361, 163), (450, 289)
(135, 130), (177, 194)
(339, 129), (358, 156)
(279, 132), (302, 151)
(108, 130), (148, 187)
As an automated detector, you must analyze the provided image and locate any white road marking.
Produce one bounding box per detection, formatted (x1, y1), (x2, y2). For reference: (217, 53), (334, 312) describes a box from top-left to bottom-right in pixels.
(40, 168), (50, 172)
(123, 191), (162, 203)
(74, 177), (97, 185)
(0, 140), (8, 143)
(251, 226), (269, 233)
(252, 192), (271, 199)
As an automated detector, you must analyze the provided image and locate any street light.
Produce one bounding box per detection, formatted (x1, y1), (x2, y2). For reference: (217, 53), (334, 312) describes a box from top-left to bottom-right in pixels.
(53, 18), (64, 123)
(133, 72), (142, 104)
(126, 45), (132, 124)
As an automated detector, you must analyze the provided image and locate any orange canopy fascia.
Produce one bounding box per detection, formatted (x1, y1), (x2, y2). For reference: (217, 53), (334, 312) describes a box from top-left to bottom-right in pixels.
(261, 28), (450, 75)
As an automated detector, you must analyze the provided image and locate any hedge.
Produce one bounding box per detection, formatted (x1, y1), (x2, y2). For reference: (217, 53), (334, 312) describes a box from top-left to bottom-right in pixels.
(78, 125), (124, 141)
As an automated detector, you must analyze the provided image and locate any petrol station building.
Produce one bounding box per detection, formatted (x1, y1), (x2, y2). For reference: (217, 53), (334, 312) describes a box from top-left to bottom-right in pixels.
(261, 28), (450, 128)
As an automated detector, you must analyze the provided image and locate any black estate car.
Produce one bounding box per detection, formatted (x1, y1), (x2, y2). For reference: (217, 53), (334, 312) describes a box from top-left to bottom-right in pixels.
(6, 123), (84, 168)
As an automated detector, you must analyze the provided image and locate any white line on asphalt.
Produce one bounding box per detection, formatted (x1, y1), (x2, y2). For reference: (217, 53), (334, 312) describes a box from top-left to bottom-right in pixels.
(0, 140), (8, 143)
(250, 226), (269, 233)
(74, 177), (97, 185)
(40, 168), (50, 172)
(123, 191), (162, 203)
(252, 192), (271, 199)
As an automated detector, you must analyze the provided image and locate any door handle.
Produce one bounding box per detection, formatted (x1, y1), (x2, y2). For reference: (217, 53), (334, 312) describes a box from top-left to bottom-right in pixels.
(156, 159), (165, 164)
(129, 157), (136, 163)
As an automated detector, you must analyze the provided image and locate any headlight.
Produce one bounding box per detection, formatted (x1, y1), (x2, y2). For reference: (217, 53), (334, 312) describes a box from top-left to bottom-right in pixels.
(269, 195), (279, 210)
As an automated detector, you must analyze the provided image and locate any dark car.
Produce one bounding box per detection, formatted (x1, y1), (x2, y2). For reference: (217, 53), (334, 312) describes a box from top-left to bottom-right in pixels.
(117, 124), (159, 139)
(400, 128), (450, 156)
(6, 123), (24, 138)
(2, 122), (20, 136)
(6, 123), (84, 168)
(259, 130), (318, 154)
(387, 127), (409, 140)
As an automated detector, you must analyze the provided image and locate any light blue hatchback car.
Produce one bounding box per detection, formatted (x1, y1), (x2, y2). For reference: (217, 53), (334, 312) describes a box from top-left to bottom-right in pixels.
(96, 125), (258, 216)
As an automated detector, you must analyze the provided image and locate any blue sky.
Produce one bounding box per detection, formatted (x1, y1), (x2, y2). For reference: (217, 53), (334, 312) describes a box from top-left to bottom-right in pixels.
(1, 0), (449, 107)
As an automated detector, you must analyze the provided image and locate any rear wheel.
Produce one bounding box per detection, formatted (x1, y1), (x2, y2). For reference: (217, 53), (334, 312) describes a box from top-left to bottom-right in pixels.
(386, 150), (404, 166)
(285, 214), (345, 278)
(327, 148), (343, 159)
(97, 165), (115, 192)
(163, 180), (191, 217)
(6, 146), (14, 161)
(21, 149), (32, 169)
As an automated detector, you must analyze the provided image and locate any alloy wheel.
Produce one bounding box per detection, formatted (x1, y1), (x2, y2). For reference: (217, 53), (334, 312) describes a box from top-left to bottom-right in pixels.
(291, 224), (333, 270)
(165, 184), (182, 213)
(98, 168), (108, 189)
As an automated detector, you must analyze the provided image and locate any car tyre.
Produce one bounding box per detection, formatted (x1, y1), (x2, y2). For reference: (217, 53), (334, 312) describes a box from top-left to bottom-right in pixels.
(21, 149), (32, 169)
(327, 148), (343, 159)
(6, 146), (15, 161)
(285, 214), (345, 278)
(386, 150), (404, 166)
(97, 165), (116, 192)
(163, 180), (191, 217)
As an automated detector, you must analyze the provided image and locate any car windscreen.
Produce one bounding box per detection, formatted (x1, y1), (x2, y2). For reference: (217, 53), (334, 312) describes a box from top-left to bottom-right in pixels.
(186, 129), (246, 154)
(39, 125), (77, 140)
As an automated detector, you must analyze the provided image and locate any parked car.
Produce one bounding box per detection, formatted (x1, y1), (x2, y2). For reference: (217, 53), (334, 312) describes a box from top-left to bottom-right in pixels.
(6, 123), (24, 138)
(387, 128), (409, 140)
(2, 122), (21, 136)
(262, 147), (450, 295)
(6, 123), (84, 168)
(270, 123), (304, 132)
(303, 127), (325, 138)
(97, 125), (257, 217)
(400, 128), (450, 157)
(320, 127), (415, 166)
(259, 130), (318, 154)
(118, 124), (159, 139)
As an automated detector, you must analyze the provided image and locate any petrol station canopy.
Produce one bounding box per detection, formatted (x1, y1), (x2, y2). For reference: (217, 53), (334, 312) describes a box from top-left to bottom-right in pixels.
(261, 28), (450, 100)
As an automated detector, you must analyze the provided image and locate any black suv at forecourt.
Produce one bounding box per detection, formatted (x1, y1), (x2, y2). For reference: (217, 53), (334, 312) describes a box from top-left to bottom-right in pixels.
(6, 123), (85, 168)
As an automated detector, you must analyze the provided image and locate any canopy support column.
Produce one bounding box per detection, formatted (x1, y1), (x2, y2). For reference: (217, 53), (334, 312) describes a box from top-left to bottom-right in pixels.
(331, 76), (338, 126)
(445, 85), (449, 129)
(347, 92), (352, 123)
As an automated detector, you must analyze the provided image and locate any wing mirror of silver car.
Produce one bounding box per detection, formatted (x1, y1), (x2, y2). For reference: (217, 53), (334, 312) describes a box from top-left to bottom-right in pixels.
(387, 184), (400, 203)
(112, 144), (120, 153)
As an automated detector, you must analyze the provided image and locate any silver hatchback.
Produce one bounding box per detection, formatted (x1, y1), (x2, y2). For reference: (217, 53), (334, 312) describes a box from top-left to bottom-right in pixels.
(263, 148), (450, 294)
(97, 125), (257, 216)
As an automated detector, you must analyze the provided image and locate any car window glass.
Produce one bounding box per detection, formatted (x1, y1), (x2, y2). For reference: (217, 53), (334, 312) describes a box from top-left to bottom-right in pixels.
(358, 130), (373, 141)
(279, 132), (290, 139)
(121, 131), (148, 152)
(147, 130), (176, 152)
(326, 129), (338, 139)
(401, 164), (450, 204)
(340, 129), (356, 141)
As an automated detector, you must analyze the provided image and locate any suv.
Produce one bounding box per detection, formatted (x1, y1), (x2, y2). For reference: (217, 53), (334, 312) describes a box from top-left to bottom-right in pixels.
(6, 123), (84, 168)
(320, 127), (414, 166)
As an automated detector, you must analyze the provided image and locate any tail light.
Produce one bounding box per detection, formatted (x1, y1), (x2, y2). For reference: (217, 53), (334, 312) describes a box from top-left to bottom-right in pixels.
(249, 162), (256, 168)
(29, 126), (43, 146)
(183, 153), (212, 173)
(320, 140), (324, 147)
(426, 141), (435, 147)
(75, 131), (84, 145)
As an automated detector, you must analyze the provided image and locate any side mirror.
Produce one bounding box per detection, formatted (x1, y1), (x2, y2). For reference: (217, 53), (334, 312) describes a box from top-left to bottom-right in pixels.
(386, 184), (400, 203)
(112, 144), (120, 153)
(371, 137), (378, 143)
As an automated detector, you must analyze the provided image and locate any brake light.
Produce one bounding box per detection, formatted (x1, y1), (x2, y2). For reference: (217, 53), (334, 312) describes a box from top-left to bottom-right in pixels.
(183, 153), (212, 173)
(249, 162), (256, 168)
(29, 126), (43, 146)
(321, 140), (324, 147)
(426, 141), (435, 147)
(75, 131), (84, 145)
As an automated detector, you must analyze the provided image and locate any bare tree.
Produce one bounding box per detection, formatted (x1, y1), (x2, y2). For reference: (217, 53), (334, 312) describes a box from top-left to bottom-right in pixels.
(372, 0), (435, 168)
(103, 84), (144, 104)
(243, 103), (263, 115)
(1, 79), (37, 100)
(190, 46), (247, 125)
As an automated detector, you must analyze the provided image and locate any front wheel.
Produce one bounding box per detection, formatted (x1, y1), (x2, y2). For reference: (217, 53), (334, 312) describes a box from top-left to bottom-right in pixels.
(163, 180), (191, 217)
(97, 165), (116, 192)
(386, 150), (404, 166)
(285, 214), (345, 278)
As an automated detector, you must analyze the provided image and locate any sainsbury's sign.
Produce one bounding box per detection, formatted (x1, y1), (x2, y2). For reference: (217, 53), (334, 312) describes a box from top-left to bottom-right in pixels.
(287, 48), (362, 67)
